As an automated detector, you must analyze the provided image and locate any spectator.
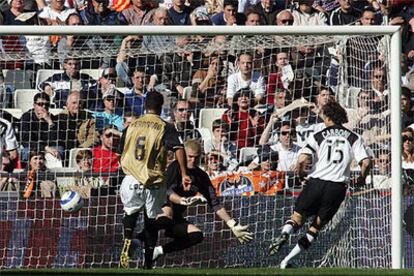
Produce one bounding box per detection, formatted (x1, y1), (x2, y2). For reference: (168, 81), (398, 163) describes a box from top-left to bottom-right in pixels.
(92, 125), (120, 174)
(39, 57), (99, 109)
(345, 89), (376, 130)
(93, 89), (124, 132)
(222, 88), (265, 150)
(191, 55), (226, 107)
(122, 111), (138, 129)
(2, 0), (40, 25)
(0, 116), (19, 172)
(72, 149), (107, 198)
(22, 151), (56, 198)
(252, 0), (278, 25)
(292, 0), (327, 26)
(312, 0), (339, 15)
(168, 0), (191, 25)
(262, 88), (293, 123)
(203, 118), (237, 170)
(38, 0), (77, 25)
(249, 121), (300, 172)
(267, 51), (291, 105)
(115, 35), (159, 88)
(124, 67), (149, 116)
(401, 88), (414, 128)
(142, 7), (175, 52)
(368, 149), (391, 190)
(226, 52), (265, 106)
(275, 9), (294, 25)
(80, 0), (128, 25)
(244, 7), (262, 25)
(211, 0), (245, 25)
(19, 93), (61, 163)
(121, 0), (155, 25)
(204, 150), (227, 178)
(190, 5), (211, 25)
(97, 68), (125, 113)
(329, 0), (361, 26)
(359, 7), (377, 25)
(172, 99), (199, 141)
(402, 127), (414, 170)
(55, 91), (100, 165)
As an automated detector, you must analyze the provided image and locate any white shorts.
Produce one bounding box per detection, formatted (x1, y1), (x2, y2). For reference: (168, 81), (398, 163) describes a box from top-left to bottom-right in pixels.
(120, 175), (166, 219)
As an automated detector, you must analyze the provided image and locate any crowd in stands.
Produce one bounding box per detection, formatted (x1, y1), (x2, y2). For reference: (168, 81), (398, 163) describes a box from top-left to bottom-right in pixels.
(0, 0), (414, 198)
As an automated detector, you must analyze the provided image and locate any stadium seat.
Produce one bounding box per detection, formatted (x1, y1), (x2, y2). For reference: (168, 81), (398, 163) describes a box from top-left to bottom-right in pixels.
(68, 148), (91, 169)
(2, 108), (23, 119)
(182, 86), (192, 100)
(80, 69), (104, 80)
(198, 108), (227, 130)
(196, 127), (213, 152)
(116, 87), (130, 94)
(238, 147), (258, 163)
(3, 69), (35, 89)
(13, 89), (38, 112)
(36, 69), (64, 89)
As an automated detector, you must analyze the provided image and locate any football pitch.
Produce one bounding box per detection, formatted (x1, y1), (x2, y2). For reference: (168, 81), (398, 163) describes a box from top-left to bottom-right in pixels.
(1, 268), (413, 276)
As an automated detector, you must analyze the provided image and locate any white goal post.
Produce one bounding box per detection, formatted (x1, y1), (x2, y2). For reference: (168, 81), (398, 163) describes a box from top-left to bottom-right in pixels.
(0, 25), (403, 269)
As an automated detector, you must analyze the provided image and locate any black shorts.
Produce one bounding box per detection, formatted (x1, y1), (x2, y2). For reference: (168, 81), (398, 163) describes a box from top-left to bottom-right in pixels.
(165, 215), (190, 239)
(294, 177), (347, 224)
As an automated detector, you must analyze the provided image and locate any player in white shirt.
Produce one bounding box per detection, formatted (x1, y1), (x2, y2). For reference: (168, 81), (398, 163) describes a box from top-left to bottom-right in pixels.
(268, 101), (372, 268)
(0, 117), (19, 172)
(226, 52), (265, 106)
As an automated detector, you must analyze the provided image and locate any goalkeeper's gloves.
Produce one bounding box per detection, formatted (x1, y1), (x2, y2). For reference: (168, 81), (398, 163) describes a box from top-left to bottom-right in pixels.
(179, 195), (207, 206)
(226, 219), (254, 244)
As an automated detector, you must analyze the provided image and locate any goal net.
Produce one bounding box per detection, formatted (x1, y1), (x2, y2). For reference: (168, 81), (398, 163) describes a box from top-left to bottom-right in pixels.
(0, 28), (409, 269)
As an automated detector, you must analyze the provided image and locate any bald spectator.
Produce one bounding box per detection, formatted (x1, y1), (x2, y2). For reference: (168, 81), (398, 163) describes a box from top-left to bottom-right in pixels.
(226, 52), (265, 106)
(292, 0), (327, 26)
(252, 0), (278, 25)
(329, 0), (361, 26)
(275, 9), (293, 25)
(142, 7), (175, 52)
(56, 91), (99, 165)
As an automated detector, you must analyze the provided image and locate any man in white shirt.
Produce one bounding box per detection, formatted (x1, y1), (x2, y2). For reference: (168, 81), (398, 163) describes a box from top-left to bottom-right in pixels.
(269, 100), (371, 268)
(226, 52), (265, 106)
(249, 121), (300, 172)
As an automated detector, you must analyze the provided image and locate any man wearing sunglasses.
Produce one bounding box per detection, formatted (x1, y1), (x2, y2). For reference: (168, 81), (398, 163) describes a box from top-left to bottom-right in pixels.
(97, 68), (125, 115)
(20, 92), (61, 163)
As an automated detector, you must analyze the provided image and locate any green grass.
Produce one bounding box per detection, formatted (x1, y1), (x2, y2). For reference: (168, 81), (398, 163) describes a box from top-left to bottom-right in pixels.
(1, 268), (413, 276)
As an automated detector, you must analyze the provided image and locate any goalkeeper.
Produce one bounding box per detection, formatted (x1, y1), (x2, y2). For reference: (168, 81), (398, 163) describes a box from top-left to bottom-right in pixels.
(150, 139), (253, 261)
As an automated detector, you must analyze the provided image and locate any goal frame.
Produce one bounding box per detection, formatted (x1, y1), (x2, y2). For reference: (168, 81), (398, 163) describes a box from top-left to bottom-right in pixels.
(0, 25), (402, 268)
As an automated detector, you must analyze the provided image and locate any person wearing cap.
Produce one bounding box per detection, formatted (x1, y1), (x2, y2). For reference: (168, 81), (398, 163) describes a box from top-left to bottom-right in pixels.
(121, 0), (156, 25)
(226, 52), (265, 106)
(80, 0), (127, 25)
(222, 88), (265, 150)
(249, 121), (300, 172)
(92, 81), (125, 132)
(98, 67), (125, 113)
(168, 0), (191, 25)
(292, 0), (327, 26)
(38, 57), (98, 109)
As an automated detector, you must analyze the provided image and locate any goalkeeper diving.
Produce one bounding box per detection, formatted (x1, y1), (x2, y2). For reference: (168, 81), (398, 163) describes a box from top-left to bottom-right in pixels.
(150, 139), (253, 261)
